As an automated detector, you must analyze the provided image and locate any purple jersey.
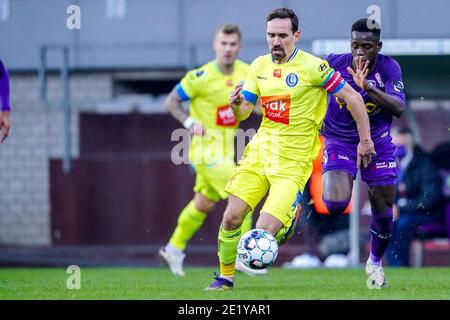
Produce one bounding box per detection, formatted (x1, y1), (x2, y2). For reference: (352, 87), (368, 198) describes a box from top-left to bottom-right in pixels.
(0, 59), (10, 112)
(322, 53), (405, 143)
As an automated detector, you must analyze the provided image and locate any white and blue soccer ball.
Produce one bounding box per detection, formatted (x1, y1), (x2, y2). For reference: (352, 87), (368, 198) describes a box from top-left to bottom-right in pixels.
(237, 228), (279, 269)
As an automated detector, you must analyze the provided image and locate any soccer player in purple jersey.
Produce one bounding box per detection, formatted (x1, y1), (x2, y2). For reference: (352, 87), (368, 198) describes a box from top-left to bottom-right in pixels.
(0, 59), (11, 143)
(321, 19), (405, 289)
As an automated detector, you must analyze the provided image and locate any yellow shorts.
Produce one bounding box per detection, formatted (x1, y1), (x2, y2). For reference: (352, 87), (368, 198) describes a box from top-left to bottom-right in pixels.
(193, 161), (236, 202)
(224, 152), (312, 241)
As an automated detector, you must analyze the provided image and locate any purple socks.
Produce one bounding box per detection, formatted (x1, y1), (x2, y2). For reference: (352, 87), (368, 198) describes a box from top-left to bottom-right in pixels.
(323, 198), (350, 215)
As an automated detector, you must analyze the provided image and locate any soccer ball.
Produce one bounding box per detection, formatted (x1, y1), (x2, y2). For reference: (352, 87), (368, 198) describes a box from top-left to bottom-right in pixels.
(237, 228), (278, 269)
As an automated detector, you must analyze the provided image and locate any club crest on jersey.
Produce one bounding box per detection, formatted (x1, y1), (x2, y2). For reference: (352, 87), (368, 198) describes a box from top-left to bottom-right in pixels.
(393, 80), (404, 92)
(286, 73), (298, 87)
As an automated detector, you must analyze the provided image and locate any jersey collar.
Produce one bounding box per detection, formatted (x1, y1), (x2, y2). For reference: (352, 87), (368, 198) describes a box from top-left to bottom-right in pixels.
(271, 48), (299, 64)
(287, 48), (299, 62)
(213, 60), (235, 75)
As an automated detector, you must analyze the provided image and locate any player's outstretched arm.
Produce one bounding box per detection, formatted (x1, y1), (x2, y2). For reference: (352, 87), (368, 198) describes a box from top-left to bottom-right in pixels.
(164, 87), (205, 136)
(334, 83), (376, 168)
(230, 82), (254, 121)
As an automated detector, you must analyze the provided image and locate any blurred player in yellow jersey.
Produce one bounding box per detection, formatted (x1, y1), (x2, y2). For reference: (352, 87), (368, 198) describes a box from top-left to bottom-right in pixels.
(206, 8), (376, 290)
(160, 24), (261, 276)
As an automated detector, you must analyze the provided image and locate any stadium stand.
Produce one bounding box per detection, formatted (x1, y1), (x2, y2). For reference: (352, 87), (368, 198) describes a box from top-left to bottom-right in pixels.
(411, 141), (450, 266)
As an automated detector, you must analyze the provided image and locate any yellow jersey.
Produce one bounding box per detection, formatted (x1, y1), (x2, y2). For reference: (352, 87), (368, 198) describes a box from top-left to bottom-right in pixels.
(176, 59), (249, 165)
(242, 48), (345, 162)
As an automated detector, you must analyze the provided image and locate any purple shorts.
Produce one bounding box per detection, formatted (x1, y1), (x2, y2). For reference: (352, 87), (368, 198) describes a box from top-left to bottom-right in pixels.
(322, 137), (398, 187)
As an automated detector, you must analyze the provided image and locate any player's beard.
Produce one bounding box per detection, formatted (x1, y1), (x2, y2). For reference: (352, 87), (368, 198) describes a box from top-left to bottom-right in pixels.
(271, 46), (286, 61)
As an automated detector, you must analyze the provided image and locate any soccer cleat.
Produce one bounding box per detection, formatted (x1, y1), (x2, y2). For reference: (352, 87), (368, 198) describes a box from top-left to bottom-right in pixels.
(159, 247), (186, 276)
(235, 259), (268, 276)
(365, 260), (388, 289)
(204, 272), (234, 291)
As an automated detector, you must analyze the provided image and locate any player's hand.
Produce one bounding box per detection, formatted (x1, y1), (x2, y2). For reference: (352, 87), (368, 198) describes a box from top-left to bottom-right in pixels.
(0, 111), (10, 143)
(356, 138), (376, 168)
(230, 81), (244, 111)
(190, 121), (206, 136)
(347, 56), (370, 91)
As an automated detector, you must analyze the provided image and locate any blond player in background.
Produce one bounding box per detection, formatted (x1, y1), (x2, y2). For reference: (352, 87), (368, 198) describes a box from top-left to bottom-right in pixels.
(160, 24), (263, 277)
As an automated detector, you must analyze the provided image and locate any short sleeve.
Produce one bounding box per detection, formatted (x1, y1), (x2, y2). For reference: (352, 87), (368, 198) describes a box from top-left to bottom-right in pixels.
(383, 59), (405, 104)
(176, 68), (205, 101)
(312, 59), (346, 95)
(241, 60), (260, 105)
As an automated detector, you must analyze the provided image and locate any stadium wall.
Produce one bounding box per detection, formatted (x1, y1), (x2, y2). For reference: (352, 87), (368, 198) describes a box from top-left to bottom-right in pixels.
(0, 72), (111, 245)
(2, 0), (450, 70)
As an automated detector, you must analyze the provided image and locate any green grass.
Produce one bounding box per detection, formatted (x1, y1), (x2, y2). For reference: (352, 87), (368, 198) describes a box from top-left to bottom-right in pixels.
(1, 267), (450, 300)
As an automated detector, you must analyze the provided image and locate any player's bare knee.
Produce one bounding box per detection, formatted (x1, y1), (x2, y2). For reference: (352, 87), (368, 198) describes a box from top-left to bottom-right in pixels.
(194, 193), (216, 213)
(222, 195), (250, 229)
(322, 171), (353, 202)
(222, 208), (245, 230)
(196, 201), (215, 213)
(256, 213), (282, 236)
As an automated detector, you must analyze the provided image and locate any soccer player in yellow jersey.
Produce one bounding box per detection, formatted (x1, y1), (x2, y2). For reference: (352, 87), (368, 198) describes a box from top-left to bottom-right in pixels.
(206, 8), (376, 290)
(159, 24), (260, 276)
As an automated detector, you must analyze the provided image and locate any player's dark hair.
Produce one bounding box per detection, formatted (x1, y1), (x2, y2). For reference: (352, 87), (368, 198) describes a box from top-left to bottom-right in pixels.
(266, 8), (299, 33)
(216, 24), (242, 40)
(352, 18), (381, 40)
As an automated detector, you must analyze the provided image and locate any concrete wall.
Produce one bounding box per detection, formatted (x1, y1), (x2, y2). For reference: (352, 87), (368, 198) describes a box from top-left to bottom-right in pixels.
(1, 0), (449, 70)
(0, 72), (112, 245)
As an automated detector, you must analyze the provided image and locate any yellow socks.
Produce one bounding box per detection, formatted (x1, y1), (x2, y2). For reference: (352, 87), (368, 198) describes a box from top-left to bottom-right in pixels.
(169, 200), (207, 251)
(218, 224), (243, 277)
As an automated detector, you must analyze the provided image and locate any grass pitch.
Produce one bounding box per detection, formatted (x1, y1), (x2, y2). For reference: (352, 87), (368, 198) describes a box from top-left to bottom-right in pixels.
(1, 267), (449, 300)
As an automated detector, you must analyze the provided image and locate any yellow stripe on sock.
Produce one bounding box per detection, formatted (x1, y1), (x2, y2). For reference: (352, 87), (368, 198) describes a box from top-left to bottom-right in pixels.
(220, 262), (236, 277)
